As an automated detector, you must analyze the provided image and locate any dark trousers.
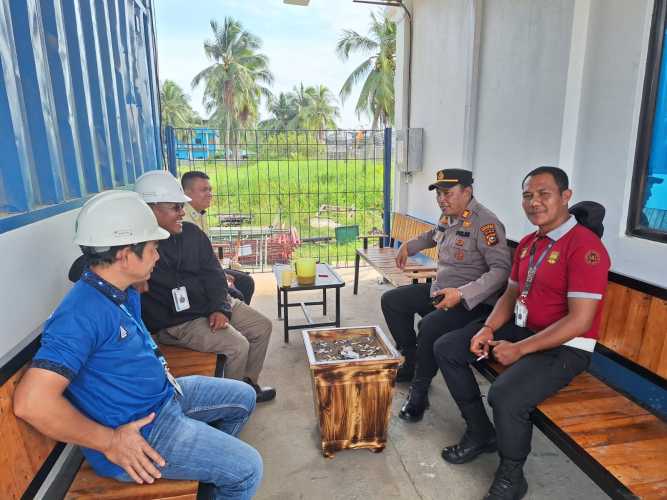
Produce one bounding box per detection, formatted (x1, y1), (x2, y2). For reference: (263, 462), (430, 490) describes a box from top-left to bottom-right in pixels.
(226, 269), (255, 305)
(380, 283), (492, 385)
(434, 319), (591, 461)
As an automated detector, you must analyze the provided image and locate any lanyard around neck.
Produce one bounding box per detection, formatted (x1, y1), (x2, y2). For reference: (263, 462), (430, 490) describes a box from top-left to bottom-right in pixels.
(118, 304), (169, 370)
(520, 238), (555, 301)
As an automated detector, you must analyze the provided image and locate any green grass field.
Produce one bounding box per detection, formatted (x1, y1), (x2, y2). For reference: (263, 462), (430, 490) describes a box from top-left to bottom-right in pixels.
(177, 158), (388, 268)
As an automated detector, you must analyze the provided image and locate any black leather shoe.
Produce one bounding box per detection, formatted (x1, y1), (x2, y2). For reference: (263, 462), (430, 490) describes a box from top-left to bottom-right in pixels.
(483, 459), (528, 500)
(398, 386), (429, 422)
(243, 378), (276, 403)
(441, 432), (497, 464)
(396, 364), (415, 383)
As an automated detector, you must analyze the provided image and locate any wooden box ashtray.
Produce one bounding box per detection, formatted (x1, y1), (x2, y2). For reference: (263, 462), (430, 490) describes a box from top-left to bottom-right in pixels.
(302, 326), (402, 457)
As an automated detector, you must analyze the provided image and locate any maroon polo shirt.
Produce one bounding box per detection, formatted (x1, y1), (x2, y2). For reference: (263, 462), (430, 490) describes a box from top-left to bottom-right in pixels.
(509, 216), (611, 339)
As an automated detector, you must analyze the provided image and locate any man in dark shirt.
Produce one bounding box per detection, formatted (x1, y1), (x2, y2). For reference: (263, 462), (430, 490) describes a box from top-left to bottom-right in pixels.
(135, 171), (275, 403)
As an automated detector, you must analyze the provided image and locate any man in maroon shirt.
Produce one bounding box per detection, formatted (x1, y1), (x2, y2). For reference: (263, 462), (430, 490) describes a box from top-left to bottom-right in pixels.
(434, 166), (610, 500)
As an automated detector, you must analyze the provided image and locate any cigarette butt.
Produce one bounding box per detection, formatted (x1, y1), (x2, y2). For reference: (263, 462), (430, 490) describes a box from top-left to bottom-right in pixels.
(476, 353), (488, 362)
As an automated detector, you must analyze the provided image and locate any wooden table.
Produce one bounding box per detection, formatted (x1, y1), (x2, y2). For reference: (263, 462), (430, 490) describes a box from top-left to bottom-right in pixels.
(274, 263), (345, 343)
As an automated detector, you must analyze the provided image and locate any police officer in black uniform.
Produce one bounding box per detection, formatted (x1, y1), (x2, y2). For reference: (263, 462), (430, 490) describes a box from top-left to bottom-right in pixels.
(381, 169), (511, 421)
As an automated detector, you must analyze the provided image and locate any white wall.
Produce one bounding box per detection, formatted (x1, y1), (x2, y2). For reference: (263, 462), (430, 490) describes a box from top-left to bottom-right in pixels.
(0, 210), (80, 360)
(402, 0), (475, 222)
(571, 0), (666, 285)
(473, 0), (575, 238)
(395, 0), (666, 287)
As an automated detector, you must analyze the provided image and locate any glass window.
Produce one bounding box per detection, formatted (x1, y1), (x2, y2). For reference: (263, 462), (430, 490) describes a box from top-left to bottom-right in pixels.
(629, 0), (667, 242)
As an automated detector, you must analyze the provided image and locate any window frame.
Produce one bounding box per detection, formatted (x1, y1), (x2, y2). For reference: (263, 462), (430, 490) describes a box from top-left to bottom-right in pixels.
(628, 0), (667, 243)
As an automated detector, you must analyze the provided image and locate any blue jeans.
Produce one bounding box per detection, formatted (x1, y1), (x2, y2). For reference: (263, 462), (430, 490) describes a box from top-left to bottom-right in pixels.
(115, 376), (262, 499)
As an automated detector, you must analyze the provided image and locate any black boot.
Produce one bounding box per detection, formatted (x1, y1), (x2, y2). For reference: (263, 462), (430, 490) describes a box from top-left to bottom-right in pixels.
(483, 458), (528, 500)
(398, 380), (430, 422)
(442, 399), (496, 464)
(243, 377), (276, 403)
(396, 349), (416, 383)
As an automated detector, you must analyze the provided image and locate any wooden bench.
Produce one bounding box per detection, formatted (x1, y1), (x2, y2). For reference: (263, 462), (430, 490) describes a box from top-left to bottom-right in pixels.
(353, 213), (438, 294)
(1, 335), (223, 500)
(475, 274), (667, 500)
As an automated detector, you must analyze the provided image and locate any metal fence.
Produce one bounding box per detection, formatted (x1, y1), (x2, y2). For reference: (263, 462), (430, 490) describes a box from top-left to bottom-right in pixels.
(164, 127), (392, 271)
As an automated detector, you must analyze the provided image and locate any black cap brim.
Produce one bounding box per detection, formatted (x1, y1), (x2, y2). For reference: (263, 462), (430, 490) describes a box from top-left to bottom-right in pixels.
(428, 181), (467, 190)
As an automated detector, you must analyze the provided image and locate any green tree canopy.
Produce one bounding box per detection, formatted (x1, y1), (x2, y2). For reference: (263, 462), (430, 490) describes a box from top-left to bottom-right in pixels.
(259, 83), (339, 137)
(160, 80), (200, 128)
(192, 17), (274, 147)
(259, 92), (298, 131)
(337, 12), (396, 129)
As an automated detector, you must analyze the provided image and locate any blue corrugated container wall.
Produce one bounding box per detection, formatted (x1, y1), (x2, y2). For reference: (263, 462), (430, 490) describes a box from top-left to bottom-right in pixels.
(0, 0), (162, 234)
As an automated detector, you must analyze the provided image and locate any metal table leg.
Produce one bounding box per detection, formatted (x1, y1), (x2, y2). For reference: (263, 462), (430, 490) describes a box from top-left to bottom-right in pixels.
(283, 289), (289, 343)
(353, 253), (360, 295)
(277, 286), (282, 318)
(335, 288), (341, 327)
(322, 288), (327, 316)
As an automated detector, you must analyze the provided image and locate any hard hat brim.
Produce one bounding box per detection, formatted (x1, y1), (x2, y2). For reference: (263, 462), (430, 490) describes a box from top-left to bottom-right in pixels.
(141, 192), (192, 203)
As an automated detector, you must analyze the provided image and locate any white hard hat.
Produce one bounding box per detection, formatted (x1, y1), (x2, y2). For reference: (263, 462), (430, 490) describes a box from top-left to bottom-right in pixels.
(73, 190), (169, 248)
(134, 170), (191, 203)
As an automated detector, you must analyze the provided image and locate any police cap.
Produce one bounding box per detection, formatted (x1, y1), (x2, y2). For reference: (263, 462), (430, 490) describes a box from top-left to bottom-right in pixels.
(428, 169), (474, 191)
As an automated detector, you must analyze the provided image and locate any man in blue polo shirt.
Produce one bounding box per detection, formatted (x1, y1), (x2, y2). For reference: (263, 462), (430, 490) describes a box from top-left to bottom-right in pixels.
(14, 190), (262, 499)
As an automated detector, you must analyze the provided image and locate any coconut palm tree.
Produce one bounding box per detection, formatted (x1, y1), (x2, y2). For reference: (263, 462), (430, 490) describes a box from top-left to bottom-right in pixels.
(160, 80), (199, 128)
(192, 17), (274, 155)
(336, 12), (396, 129)
(288, 82), (313, 129)
(302, 85), (340, 140)
(259, 92), (298, 131)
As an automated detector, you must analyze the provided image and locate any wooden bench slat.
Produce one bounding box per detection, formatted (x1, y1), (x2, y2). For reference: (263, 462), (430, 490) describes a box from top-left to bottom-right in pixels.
(617, 291), (652, 362)
(404, 271), (436, 280)
(627, 478), (667, 500)
(482, 362), (667, 499)
(599, 283), (667, 377)
(65, 462), (198, 500)
(0, 366), (59, 500)
(159, 344), (218, 378)
(639, 297), (667, 377)
(561, 414), (665, 448)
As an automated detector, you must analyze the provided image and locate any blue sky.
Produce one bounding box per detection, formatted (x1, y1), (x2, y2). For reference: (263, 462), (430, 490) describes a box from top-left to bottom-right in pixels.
(154, 0), (380, 128)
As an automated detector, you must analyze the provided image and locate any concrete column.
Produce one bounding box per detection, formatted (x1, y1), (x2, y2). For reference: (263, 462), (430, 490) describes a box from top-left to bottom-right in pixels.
(558, 0), (592, 183)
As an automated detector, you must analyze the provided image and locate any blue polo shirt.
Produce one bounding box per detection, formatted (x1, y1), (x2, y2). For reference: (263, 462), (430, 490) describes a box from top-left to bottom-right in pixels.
(33, 271), (173, 477)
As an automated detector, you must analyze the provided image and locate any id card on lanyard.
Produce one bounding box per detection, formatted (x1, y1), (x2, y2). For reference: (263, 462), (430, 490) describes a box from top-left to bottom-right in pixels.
(515, 239), (555, 328)
(119, 304), (184, 397)
(171, 237), (191, 312)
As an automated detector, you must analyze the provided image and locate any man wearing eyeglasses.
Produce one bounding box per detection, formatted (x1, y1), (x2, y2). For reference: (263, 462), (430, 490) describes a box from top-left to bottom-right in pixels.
(380, 169), (511, 422)
(135, 171), (276, 403)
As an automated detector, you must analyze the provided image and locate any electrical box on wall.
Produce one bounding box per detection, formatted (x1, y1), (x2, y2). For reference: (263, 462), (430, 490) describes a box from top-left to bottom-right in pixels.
(395, 128), (424, 173)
